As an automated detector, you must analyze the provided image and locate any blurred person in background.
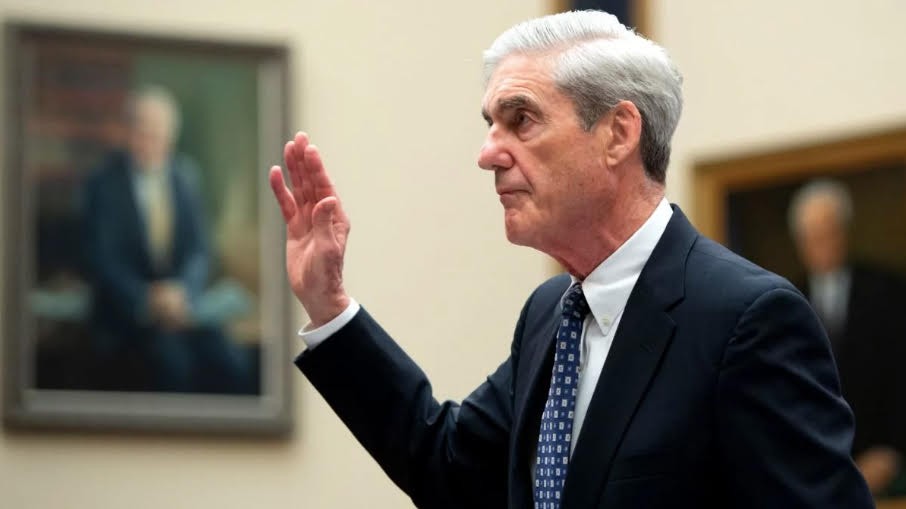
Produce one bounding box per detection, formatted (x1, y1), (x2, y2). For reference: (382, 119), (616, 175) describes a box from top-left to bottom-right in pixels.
(82, 86), (249, 394)
(790, 178), (906, 496)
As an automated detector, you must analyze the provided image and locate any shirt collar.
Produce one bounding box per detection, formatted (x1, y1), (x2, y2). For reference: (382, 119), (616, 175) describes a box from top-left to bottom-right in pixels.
(127, 153), (169, 180)
(809, 267), (851, 297)
(564, 198), (673, 336)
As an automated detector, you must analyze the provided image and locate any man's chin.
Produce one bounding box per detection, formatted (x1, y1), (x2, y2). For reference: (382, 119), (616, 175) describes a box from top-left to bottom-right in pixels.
(503, 220), (533, 248)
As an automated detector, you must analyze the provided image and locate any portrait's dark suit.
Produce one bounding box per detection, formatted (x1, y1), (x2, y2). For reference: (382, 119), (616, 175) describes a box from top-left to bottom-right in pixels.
(82, 150), (246, 393)
(800, 265), (906, 459)
(298, 207), (872, 508)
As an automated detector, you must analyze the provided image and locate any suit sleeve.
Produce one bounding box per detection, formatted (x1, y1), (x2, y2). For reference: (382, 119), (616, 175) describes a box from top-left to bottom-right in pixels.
(716, 287), (874, 507)
(296, 302), (530, 509)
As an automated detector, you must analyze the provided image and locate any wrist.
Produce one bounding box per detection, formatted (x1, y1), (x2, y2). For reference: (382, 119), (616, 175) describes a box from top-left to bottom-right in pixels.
(306, 293), (351, 328)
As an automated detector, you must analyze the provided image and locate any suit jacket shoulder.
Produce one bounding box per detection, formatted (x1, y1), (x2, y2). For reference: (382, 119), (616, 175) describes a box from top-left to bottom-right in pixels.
(682, 235), (804, 341)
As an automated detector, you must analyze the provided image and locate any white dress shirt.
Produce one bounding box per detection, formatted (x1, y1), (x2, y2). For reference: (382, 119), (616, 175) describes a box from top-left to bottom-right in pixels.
(299, 198), (673, 454)
(808, 268), (851, 337)
(565, 198), (672, 453)
(299, 298), (362, 347)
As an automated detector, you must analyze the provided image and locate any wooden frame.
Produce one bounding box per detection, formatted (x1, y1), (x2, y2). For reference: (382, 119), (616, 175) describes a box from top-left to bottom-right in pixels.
(3, 22), (294, 435)
(550, 0), (650, 36)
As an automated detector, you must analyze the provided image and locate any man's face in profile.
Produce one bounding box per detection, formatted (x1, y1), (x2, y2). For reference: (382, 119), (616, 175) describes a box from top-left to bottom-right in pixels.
(477, 54), (611, 252)
(794, 195), (848, 275)
(128, 98), (175, 171)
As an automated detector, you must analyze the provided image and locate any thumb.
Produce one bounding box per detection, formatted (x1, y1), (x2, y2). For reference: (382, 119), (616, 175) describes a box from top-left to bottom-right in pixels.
(312, 197), (339, 241)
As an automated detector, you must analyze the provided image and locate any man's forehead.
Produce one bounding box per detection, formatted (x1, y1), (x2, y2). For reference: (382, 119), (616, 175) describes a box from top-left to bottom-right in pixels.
(135, 99), (174, 124)
(481, 60), (555, 114)
(484, 54), (554, 91)
(797, 196), (845, 232)
(803, 193), (841, 213)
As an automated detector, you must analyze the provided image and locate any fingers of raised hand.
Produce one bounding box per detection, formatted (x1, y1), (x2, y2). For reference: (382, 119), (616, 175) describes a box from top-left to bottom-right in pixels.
(291, 132), (316, 204)
(269, 166), (297, 223)
(276, 131), (346, 233)
(284, 138), (305, 205)
(302, 144), (339, 203)
(283, 132), (339, 204)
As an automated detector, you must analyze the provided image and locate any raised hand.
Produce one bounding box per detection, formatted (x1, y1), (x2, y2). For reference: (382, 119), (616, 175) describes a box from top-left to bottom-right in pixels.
(269, 132), (351, 327)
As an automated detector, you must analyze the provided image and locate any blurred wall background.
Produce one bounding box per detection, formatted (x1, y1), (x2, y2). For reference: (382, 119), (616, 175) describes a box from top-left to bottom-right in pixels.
(1, 0), (905, 507)
(657, 0), (906, 204)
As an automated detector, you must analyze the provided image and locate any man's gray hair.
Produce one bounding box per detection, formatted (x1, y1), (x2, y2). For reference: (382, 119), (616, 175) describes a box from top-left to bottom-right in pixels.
(788, 178), (854, 234)
(482, 10), (683, 183)
(125, 85), (182, 139)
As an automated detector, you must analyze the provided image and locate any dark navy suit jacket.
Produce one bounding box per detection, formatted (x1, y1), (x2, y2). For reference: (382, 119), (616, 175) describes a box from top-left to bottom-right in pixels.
(801, 265), (906, 459)
(82, 150), (210, 350)
(298, 207), (873, 508)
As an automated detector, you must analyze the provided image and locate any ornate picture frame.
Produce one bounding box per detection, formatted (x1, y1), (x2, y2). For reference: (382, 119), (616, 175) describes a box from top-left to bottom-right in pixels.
(3, 22), (293, 435)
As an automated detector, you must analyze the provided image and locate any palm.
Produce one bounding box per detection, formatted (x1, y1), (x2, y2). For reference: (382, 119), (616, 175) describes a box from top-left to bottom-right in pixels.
(285, 200), (349, 297)
(269, 132), (351, 325)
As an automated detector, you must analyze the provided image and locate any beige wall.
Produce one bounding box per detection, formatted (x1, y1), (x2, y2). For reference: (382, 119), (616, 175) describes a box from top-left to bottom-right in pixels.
(654, 0), (906, 209)
(3, 0), (906, 507)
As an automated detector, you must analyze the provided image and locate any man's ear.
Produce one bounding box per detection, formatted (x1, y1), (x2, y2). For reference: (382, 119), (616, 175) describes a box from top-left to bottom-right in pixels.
(602, 100), (642, 167)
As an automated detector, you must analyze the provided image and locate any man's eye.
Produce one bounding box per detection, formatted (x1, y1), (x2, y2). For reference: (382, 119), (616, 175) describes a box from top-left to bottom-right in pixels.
(514, 111), (529, 127)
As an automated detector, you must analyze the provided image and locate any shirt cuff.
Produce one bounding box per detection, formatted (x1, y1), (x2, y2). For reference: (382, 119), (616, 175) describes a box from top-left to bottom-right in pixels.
(297, 298), (361, 349)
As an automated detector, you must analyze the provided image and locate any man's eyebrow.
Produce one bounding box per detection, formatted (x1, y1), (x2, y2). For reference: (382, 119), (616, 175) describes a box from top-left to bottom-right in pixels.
(498, 95), (535, 113)
(481, 94), (539, 126)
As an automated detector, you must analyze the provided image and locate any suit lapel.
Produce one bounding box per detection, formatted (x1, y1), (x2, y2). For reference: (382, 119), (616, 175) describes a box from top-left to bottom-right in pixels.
(114, 159), (155, 272)
(167, 163), (185, 266)
(560, 292), (674, 508)
(512, 314), (559, 453)
(561, 206), (697, 508)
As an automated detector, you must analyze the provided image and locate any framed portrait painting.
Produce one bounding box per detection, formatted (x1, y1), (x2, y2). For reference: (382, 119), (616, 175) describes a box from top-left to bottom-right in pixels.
(550, 0), (649, 35)
(3, 23), (293, 434)
(692, 126), (906, 283)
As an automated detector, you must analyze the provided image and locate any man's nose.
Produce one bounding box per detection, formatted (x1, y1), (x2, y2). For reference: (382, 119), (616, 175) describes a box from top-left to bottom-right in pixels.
(477, 130), (514, 172)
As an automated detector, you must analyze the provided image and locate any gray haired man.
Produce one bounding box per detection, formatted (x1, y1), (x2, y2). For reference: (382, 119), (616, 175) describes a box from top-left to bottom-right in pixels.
(270, 11), (872, 508)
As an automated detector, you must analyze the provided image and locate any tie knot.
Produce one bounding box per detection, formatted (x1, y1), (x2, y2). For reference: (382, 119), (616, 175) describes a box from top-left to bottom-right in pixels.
(562, 283), (590, 320)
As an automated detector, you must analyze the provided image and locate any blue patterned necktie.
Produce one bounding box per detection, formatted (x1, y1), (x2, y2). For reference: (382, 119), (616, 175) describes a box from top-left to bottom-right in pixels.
(534, 282), (590, 509)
